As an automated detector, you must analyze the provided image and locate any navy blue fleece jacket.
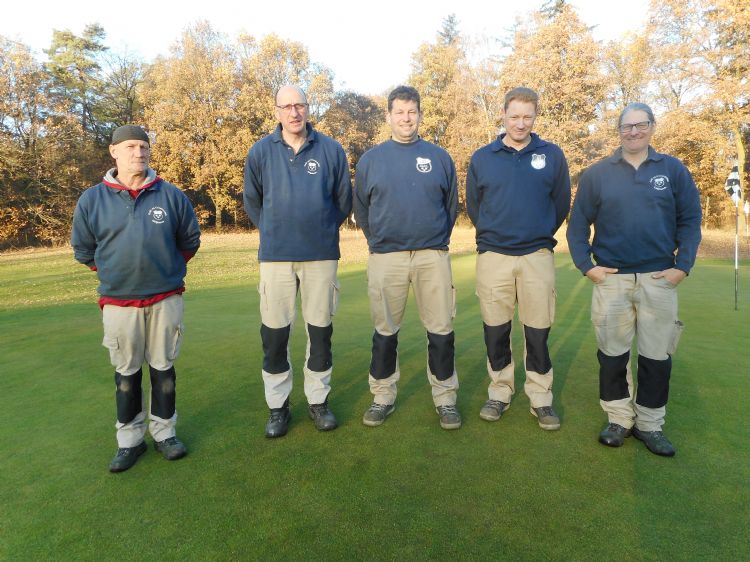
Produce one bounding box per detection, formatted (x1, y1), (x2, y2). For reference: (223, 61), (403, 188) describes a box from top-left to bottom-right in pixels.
(243, 124), (352, 261)
(71, 169), (201, 299)
(466, 133), (571, 255)
(353, 138), (457, 253)
(567, 147), (702, 274)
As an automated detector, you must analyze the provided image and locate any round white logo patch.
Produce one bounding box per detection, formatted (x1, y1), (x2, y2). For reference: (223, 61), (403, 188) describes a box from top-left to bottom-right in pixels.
(148, 207), (167, 224)
(531, 153), (546, 170)
(416, 157), (432, 173)
(305, 159), (320, 175)
(650, 175), (670, 191)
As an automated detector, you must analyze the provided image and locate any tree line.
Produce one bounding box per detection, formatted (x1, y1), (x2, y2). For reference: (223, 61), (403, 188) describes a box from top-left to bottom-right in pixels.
(0, 0), (747, 248)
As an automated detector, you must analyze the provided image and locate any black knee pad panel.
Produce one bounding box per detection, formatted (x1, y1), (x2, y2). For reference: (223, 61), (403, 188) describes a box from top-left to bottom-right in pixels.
(484, 322), (512, 371)
(636, 355), (671, 408)
(598, 350), (630, 401)
(261, 324), (291, 374)
(307, 323), (333, 372)
(523, 325), (552, 374)
(149, 365), (176, 419)
(370, 331), (398, 380)
(427, 331), (455, 381)
(115, 369), (142, 424)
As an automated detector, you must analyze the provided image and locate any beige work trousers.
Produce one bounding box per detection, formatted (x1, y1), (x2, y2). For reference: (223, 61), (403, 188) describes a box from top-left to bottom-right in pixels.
(592, 272), (682, 431)
(476, 249), (556, 407)
(258, 260), (339, 408)
(101, 295), (183, 447)
(366, 250), (458, 407)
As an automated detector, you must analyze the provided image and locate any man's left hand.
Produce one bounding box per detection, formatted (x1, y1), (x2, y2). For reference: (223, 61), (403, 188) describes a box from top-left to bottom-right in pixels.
(652, 268), (687, 286)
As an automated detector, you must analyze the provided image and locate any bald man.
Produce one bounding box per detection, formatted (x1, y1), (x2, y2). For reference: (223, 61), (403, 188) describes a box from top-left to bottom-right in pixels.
(244, 85), (352, 438)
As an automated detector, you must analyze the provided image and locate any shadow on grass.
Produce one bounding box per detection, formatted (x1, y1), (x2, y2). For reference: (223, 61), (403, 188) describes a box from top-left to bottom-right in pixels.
(1, 255), (748, 560)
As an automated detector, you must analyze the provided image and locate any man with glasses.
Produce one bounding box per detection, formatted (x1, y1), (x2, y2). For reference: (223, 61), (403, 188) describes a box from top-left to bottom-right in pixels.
(466, 87), (571, 430)
(244, 84), (352, 438)
(567, 102), (701, 456)
(354, 85), (461, 430)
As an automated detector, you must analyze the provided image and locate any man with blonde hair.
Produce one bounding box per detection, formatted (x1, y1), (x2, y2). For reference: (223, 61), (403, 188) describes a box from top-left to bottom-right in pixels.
(466, 87), (571, 430)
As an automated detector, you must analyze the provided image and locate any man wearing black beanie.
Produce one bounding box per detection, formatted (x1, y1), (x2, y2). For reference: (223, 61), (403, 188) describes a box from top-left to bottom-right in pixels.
(72, 125), (201, 472)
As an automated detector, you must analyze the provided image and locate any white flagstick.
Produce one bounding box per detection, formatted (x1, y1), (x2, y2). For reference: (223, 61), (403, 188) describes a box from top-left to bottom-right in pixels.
(725, 162), (742, 311)
(734, 194), (740, 311)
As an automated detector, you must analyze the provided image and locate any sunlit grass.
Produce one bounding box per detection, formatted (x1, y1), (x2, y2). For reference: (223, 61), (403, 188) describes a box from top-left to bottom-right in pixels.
(0, 232), (747, 560)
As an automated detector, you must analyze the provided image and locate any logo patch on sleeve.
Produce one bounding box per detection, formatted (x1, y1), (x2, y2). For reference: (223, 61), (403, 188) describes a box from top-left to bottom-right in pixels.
(649, 175), (670, 191)
(148, 207), (167, 224)
(416, 157), (432, 173)
(305, 159), (320, 174)
(531, 153), (546, 170)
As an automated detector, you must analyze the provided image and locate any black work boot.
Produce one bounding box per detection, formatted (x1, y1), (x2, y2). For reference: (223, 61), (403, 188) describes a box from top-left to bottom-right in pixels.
(633, 428), (676, 457)
(265, 399), (291, 438)
(598, 422), (632, 447)
(109, 441), (147, 473)
(154, 436), (187, 460)
(308, 400), (338, 431)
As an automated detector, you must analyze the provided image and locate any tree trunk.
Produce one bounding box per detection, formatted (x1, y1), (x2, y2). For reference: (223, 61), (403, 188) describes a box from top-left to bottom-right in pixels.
(215, 202), (223, 232)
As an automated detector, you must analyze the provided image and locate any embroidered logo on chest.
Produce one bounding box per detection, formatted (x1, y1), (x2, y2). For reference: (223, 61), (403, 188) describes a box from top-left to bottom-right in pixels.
(416, 157), (432, 173)
(305, 159), (320, 175)
(530, 153), (546, 170)
(649, 175), (670, 191)
(148, 207), (167, 224)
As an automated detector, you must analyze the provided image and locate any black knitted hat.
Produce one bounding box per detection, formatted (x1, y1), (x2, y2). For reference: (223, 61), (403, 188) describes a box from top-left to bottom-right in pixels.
(111, 125), (150, 145)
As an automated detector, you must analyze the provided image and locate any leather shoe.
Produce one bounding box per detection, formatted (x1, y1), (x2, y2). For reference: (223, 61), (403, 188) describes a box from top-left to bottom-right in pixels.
(265, 404), (291, 438)
(633, 427), (676, 457)
(530, 406), (560, 430)
(154, 436), (187, 460)
(436, 405), (462, 430)
(599, 422), (632, 447)
(479, 399), (509, 421)
(109, 441), (147, 473)
(308, 401), (338, 431)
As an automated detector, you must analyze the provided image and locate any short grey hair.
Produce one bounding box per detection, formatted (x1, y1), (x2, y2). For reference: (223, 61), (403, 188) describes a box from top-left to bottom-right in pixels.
(618, 102), (655, 127)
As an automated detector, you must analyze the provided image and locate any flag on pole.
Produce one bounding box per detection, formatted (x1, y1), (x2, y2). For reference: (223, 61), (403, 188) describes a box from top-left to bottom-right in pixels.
(725, 164), (742, 204)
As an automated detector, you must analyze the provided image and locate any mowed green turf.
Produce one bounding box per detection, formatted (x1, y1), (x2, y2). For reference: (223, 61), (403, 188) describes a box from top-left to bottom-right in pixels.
(0, 240), (747, 561)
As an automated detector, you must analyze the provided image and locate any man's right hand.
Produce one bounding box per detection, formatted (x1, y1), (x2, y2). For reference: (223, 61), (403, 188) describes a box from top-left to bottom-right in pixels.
(585, 266), (618, 283)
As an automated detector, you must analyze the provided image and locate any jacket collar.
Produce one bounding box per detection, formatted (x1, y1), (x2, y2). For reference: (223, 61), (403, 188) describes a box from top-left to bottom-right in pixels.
(103, 167), (160, 191)
(271, 122), (317, 145)
(608, 146), (664, 165)
(491, 132), (546, 154)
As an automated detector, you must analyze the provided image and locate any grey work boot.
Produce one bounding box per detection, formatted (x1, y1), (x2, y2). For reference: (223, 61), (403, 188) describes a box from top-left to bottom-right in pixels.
(530, 406), (561, 431)
(362, 402), (396, 427)
(436, 405), (462, 430)
(479, 399), (509, 421)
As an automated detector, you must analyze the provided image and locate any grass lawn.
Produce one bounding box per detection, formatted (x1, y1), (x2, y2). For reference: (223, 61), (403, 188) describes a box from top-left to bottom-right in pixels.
(0, 233), (747, 560)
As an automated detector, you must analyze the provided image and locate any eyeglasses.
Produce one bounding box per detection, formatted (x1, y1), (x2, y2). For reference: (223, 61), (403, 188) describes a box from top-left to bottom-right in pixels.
(275, 103), (308, 113)
(619, 121), (651, 133)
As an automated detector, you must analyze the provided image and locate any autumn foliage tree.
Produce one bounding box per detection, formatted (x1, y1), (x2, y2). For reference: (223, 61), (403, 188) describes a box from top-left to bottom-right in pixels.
(498, 4), (608, 184)
(1, 1), (748, 246)
(143, 22), (249, 231)
(645, 0), (749, 225)
(144, 26), (335, 230)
